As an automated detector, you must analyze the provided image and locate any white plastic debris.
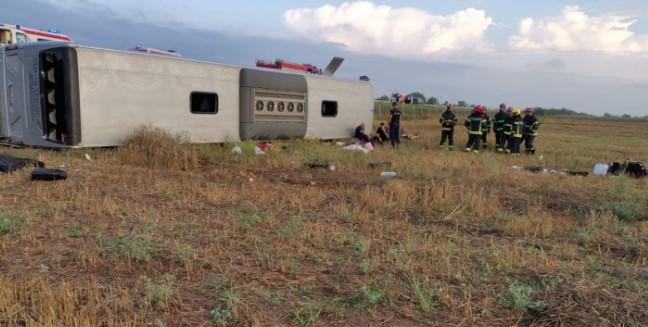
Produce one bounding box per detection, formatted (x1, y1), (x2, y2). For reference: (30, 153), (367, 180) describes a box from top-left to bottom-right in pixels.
(335, 142), (346, 147)
(84, 153), (92, 161)
(231, 145), (242, 155)
(593, 163), (609, 176)
(329, 165), (336, 172)
(511, 165), (522, 170)
(254, 147), (266, 156)
(343, 144), (369, 154)
(381, 171), (397, 178)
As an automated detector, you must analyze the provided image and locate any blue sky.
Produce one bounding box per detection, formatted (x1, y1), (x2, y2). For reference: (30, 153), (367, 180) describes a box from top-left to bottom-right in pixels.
(5, 0), (648, 115)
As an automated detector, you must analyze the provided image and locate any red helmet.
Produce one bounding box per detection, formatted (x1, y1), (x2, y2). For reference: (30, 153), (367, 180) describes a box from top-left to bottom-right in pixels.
(474, 105), (485, 114)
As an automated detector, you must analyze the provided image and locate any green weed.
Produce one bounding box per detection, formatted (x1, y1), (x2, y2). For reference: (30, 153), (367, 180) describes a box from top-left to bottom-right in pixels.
(409, 276), (438, 313)
(289, 301), (323, 327)
(498, 281), (545, 313)
(143, 273), (176, 308)
(98, 234), (162, 263)
(0, 213), (23, 235)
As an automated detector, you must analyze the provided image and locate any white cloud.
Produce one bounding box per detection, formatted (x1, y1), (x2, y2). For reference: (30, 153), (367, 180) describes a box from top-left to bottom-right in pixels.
(283, 1), (493, 58)
(510, 6), (648, 54)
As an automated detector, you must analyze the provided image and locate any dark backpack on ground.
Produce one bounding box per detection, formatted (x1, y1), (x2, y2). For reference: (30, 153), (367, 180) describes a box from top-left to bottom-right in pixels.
(0, 155), (44, 173)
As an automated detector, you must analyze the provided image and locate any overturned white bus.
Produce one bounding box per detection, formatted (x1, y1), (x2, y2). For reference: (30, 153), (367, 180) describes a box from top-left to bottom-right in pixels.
(0, 42), (373, 148)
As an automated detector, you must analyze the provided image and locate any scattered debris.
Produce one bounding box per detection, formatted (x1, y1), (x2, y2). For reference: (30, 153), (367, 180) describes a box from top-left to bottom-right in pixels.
(231, 145), (242, 155)
(259, 142), (276, 152)
(335, 142), (346, 147)
(305, 162), (329, 169)
(401, 128), (419, 140)
(604, 161), (647, 178)
(368, 161), (392, 169)
(343, 144), (370, 154)
(380, 171), (397, 178)
(566, 171), (589, 177)
(84, 153), (92, 161)
(31, 168), (68, 181)
(593, 164), (609, 176)
(305, 162), (336, 172)
(0, 155), (44, 173)
(254, 147), (266, 156)
(513, 165), (587, 177)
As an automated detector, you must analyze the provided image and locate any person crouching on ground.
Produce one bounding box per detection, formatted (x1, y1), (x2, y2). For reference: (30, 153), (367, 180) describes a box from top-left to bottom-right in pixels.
(355, 122), (372, 144)
(375, 122), (389, 145)
(439, 105), (457, 150)
(388, 102), (402, 149)
(523, 108), (540, 155)
(464, 106), (487, 153)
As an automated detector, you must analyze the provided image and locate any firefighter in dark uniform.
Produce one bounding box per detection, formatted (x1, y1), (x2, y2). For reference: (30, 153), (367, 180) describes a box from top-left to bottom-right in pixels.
(388, 102), (402, 148)
(464, 106), (487, 153)
(493, 104), (508, 152)
(481, 107), (492, 149)
(439, 105), (457, 150)
(509, 108), (524, 155)
(503, 107), (513, 153)
(523, 108), (540, 155)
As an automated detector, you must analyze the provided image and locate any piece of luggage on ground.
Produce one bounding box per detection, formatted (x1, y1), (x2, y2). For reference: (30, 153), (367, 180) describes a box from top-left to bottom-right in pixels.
(566, 171), (589, 177)
(625, 162), (647, 178)
(305, 162), (330, 169)
(368, 161), (392, 169)
(607, 161), (647, 178)
(31, 168), (68, 181)
(0, 155), (44, 173)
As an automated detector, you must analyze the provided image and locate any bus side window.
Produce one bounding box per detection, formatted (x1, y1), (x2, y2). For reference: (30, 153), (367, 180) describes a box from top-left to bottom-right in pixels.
(15, 32), (28, 44)
(0, 29), (12, 44)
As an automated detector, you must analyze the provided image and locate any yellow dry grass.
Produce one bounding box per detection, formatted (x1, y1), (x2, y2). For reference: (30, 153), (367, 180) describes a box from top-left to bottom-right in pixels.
(0, 114), (647, 326)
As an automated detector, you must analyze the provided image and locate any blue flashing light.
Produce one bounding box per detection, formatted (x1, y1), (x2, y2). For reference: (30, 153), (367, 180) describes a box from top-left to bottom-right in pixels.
(48, 29), (60, 34)
(16, 25), (21, 30)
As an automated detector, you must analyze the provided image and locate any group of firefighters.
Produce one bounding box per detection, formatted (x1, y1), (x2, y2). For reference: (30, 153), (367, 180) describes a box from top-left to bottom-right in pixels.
(439, 103), (540, 155)
(355, 102), (540, 154)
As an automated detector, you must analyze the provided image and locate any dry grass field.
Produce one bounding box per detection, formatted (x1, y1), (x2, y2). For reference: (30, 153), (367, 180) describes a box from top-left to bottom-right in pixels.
(0, 112), (647, 326)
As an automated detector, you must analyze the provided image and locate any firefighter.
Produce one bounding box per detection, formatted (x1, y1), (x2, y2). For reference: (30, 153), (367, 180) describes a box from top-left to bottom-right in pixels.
(439, 105), (457, 150)
(464, 106), (487, 153)
(481, 106), (492, 149)
(502, 107), (513, 153)
(388, 102), (402, 148)
(509, 108), (524, 155)
(523, 108), (540, 155)
(493, 104), (508, 152)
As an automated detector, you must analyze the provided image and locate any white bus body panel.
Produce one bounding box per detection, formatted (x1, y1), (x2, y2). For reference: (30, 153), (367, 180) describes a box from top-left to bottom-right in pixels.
(305, 76), (374, 139)
(76, 47), (241, 146)
(0, 43), (375, 148)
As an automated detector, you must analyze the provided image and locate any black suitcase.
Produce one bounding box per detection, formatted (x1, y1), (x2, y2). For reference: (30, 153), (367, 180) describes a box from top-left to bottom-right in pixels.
(31, 168), (68, 181)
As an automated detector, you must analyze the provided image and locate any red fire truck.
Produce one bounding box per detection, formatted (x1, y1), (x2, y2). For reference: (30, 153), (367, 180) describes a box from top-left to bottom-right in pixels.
(0, 23), (72, 45)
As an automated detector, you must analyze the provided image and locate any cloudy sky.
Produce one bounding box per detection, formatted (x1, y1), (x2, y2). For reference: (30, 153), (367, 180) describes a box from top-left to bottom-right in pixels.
(5, 0), (648, 115)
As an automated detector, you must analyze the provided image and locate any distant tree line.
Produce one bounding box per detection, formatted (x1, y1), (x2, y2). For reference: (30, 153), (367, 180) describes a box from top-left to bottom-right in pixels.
(377, 92), (646, 119)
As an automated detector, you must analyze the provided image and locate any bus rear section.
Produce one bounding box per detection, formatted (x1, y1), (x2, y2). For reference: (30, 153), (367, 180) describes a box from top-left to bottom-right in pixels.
(0, 43), (81, 148)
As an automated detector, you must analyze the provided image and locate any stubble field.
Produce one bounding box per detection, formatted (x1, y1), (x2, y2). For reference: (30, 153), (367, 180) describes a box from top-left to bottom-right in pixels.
(0, 112), (647, 326)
